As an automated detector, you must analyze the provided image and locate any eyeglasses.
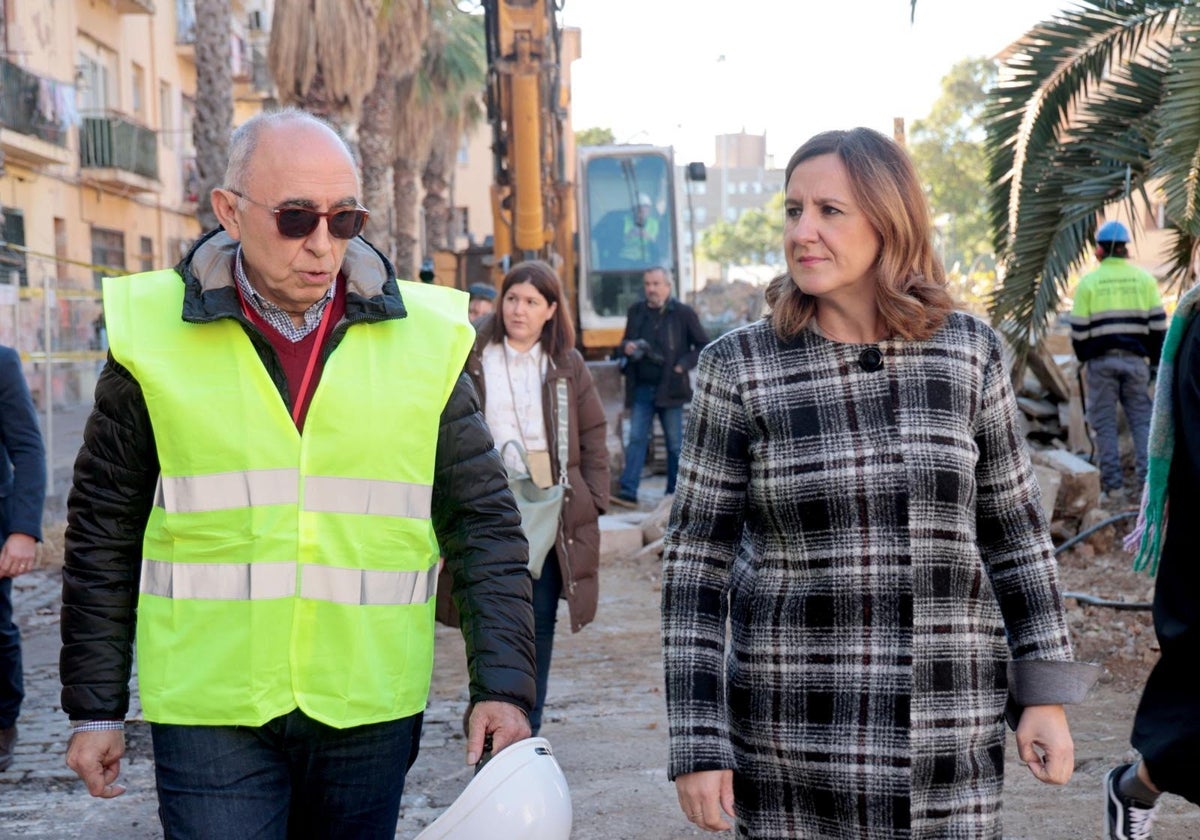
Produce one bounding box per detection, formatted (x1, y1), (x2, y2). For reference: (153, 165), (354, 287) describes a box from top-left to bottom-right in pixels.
(227, 190), (369, 240)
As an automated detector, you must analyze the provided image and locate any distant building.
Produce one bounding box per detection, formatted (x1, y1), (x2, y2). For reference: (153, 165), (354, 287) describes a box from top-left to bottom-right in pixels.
(676, 131), (785, 292)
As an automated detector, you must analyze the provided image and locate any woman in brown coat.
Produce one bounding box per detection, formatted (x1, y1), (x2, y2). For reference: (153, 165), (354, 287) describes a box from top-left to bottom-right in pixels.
(438, 260), (609, 734)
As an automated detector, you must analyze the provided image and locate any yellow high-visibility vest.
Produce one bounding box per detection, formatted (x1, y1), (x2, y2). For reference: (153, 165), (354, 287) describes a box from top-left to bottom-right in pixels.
(620, 215), (660, 261)
(103, 270), (473, 727)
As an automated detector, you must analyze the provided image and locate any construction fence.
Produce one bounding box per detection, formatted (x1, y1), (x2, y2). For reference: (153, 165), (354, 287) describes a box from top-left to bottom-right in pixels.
(0, 265), (107, 504)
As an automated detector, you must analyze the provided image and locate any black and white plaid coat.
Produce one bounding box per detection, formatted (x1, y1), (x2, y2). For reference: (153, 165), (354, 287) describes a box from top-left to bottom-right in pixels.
(662, 312), (1077, 839)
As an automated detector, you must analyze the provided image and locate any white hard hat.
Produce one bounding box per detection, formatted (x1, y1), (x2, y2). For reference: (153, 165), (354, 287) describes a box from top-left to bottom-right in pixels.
(414, 737), (572, 840)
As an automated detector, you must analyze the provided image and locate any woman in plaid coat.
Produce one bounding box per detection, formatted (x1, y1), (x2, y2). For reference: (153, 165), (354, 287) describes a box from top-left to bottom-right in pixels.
(661, 128), (1097, 839)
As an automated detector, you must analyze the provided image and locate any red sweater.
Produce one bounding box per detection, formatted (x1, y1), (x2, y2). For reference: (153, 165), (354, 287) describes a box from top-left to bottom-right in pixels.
(240, 283), (346, 431)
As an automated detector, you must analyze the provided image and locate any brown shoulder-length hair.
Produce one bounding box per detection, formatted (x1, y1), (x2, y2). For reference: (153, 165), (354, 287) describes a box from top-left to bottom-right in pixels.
(765, 127), (954, 342)
(485, 259), (575, 357)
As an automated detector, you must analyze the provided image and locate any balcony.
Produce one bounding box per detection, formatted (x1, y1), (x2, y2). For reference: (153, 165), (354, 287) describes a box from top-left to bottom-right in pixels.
(114, 0), (155, 13)
(79, 112), (160, 192)
(176, 0), (196, 59)
(235, 46), (274, 102)
(0, 59), (73, 168)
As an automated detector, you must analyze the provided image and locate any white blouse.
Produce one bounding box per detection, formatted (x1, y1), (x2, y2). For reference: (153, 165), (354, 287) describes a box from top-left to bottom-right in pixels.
(482, 339), (548, 473)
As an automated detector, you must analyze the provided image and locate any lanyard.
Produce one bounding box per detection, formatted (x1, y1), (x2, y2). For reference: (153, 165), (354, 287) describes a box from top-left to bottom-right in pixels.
(236, 284), (334, 427)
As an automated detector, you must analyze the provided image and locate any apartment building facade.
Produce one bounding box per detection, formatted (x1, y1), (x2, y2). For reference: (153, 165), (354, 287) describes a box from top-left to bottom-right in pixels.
(0, 0), (272, 408)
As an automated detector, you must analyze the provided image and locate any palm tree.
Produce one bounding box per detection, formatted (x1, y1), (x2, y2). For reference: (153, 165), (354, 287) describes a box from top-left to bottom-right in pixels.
(358, 0), (428, 263)
(393, 74), (438, 281)
(266, 0), (381, 141)
(192, 0), (233, 230)
(418, 4), (487, 255)
(983, 0), (1199, 353)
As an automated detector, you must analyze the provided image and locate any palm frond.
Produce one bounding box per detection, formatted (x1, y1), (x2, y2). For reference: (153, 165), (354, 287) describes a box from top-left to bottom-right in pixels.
(267, 0), (382, 126)
(988, 51), (1166, 348)
(988, 0), (1180, 254)
(1150, 5), (1200, 288)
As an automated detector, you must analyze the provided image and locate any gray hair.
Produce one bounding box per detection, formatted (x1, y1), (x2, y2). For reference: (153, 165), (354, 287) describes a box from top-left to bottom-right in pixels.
(223, 108), (354, 191)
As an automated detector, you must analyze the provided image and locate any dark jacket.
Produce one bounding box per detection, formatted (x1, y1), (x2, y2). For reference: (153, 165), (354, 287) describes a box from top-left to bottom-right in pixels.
(438, 317), (610, 633)
(60, 229), (536, 721)
(618, 298), (708, 408)
(0, 344), (45, 542)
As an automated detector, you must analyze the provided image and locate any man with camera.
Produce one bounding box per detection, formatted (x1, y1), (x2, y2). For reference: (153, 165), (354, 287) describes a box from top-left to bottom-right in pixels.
(614, 266), (708, 507)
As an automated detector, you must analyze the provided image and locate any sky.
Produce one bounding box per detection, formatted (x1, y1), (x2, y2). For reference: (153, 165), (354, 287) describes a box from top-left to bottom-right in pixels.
(558, 0), (1072, 166)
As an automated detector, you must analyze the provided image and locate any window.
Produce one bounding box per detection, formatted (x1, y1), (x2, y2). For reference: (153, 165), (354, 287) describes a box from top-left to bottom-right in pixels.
(1145, 195), (1167, 231)
(451, 207), (469, 237)
(180, 95), (196, 154)
(91, 227), (126, 289)
(77, 37), (117, 113)
(0, 209), (28, 287)
(694, 207), (707, 223)
(131, 62), (145, 118)
(231, 33), (248, 80)
(139, 236), (154, 272)
(54, 218), (69, 283)
(159, 81), (174, 148)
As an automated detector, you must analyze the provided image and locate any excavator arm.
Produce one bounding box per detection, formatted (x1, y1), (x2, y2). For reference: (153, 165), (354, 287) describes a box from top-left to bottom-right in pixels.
(483, 0), (576, 295)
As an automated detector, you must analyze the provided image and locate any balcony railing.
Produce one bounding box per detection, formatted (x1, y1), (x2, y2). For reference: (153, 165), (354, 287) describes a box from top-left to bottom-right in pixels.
(0, 59), (70, 147)
(80, 112), (159, 181)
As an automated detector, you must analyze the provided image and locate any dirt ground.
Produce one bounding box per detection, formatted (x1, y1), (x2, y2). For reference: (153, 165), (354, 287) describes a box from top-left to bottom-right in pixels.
(401, 515), (1200, 840)
(7, 510), (1200, 839)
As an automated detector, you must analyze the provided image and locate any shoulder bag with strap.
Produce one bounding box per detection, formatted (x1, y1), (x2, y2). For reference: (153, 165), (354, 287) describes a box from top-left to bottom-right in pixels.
(502, 354), (571, 579)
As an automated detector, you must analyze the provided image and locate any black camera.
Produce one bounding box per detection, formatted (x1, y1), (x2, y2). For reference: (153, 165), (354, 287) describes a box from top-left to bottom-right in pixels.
(630, 338), (664, 365)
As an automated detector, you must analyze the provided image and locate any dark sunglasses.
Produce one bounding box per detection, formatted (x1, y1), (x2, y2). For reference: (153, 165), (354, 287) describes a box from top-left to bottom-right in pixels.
(228, 190), (369, 240)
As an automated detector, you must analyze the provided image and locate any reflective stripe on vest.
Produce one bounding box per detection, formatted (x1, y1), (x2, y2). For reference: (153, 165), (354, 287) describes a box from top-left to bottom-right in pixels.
(104, 269), (473, 728)
(141, 558), (438, 605)
(154, 471), (432, 518)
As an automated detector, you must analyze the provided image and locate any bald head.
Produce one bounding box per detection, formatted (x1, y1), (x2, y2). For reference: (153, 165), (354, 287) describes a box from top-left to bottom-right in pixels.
(223, 108), (357, 193)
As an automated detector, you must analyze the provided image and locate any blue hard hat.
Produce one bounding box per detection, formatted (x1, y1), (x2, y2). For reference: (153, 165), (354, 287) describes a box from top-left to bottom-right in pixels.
(467, 282), (496, 301)
(1096, 220), (1130, 244)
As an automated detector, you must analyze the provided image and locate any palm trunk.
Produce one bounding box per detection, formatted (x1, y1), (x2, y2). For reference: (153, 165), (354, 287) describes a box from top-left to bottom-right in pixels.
(359, 75), (396, 263)
(394, 157), (421, 282)
(192, 0), (233, 231)
(421, 140), (454, 252)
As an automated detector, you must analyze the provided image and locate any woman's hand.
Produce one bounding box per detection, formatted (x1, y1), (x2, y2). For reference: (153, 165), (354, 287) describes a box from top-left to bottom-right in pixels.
(675, 769), (735, 832)
(1015, 703), (1074, 784)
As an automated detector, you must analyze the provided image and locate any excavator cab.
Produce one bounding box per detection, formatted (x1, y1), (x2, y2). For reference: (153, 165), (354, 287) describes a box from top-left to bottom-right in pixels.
(576, 145), (680, 352)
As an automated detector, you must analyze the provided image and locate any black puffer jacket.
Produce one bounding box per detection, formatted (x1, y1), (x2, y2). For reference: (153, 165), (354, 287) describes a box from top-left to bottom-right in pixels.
(60, 229), (535, 721)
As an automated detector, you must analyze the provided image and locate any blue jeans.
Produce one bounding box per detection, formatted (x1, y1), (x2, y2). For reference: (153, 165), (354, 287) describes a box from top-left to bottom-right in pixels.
(1085, 354), (1152, 491)
(0, 576), (21, 729)
(529, 551), (563, 735)
(151, 708), (422, 839)
(619, 383), (683, 497)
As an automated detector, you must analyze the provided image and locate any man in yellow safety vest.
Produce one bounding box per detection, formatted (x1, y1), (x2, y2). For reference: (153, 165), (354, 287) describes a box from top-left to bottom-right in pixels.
(60, 109), (535, 838)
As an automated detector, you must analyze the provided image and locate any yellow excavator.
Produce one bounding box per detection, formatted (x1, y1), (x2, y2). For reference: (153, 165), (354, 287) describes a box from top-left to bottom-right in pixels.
(481, 0), (686, 359)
